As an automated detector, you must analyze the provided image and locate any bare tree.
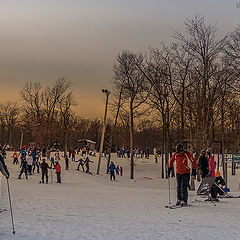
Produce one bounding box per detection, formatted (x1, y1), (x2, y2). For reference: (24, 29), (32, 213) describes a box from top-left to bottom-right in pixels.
(175, 16), (229, 151)
(113, 50), (150, 179)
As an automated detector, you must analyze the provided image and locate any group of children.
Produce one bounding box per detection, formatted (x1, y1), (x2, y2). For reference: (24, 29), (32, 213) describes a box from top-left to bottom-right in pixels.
(108, 161), (123, 181)
(15, 148), (62, 184)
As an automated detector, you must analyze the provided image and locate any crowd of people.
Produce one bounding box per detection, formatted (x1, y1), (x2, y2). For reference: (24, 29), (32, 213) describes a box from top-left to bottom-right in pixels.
(0, 144), (125, 184)
(116, 147), (150, 159)
(0, 143), (229, 204)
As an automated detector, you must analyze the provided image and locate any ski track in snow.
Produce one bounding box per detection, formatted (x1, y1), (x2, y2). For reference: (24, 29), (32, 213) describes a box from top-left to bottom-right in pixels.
(1, 152), (240, 240)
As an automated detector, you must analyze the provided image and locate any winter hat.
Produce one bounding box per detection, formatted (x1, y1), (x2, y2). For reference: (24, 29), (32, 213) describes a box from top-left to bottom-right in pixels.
(176, 143), (184, 153)
(215, 171), (220, 177)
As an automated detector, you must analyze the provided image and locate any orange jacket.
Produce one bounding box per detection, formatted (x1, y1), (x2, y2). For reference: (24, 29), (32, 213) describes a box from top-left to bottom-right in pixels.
(169, 151), (197, 174)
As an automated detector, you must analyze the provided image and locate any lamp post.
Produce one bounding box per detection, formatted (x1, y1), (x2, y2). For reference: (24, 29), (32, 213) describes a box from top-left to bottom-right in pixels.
(97, 89), (111, 175)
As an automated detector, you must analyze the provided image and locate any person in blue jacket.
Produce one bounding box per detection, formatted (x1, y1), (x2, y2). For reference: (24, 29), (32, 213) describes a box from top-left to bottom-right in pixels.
(109, 161), (116, 181)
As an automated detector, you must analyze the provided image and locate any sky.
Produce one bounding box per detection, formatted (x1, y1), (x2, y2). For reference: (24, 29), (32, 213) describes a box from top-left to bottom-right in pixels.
(0, 0), (239, 118)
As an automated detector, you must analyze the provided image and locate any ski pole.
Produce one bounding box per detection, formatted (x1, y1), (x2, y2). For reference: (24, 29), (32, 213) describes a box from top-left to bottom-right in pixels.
(6, 178), (15, 234)
(168, 172), (171, 205)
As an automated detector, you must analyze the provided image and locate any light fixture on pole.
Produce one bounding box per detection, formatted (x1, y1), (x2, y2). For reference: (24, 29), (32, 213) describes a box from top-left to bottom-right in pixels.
(97, 89), (111, 175)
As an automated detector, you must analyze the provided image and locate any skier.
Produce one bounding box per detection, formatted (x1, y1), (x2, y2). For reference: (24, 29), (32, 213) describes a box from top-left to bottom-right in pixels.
(54, 161), (61, 183)
(76, 158), (85, 172)
(197, 149), (209, 179)
(0, 148), (10, 212)
(109, 161), (116, 181)
(50, 157), (55, 169)
(0, 148), (10, 179)
(207, 148), (215, 177)
(85, 156), (93, 174)
(168, 143), (197, 206)
(27, 153), (33, 175)
(18, 153), (28, 179)
(40, 159), (51, 184)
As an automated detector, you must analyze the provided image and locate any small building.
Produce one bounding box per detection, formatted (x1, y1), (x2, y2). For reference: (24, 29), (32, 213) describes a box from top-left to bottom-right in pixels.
(78, 139), (96, 151)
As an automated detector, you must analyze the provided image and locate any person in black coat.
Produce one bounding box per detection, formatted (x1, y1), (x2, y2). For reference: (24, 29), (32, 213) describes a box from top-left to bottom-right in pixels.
(18, 153), (28, 179)
(85, 157), (93, 174)
(76, 158), (85, 172)
(211, 171), (226, 200)
(0, 148), (9, 179)
(40, 159), (50, 183)
(197, 149), (209, 179)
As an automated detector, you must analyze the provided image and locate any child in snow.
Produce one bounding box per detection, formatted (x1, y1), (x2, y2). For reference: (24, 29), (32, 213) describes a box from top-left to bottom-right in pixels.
(116, 165), (119, 175)
(12, 150), (19, 164)
(84, 156), (93, 174)
(109, 161), (116, 181)
(120, 166), (123, 176)
(50, 157), (55, 169)
(54, 161), (61, 183)
(27, 153), (33, 175)
(76, 158), (85, 172)
(64, 154), (69, 170)
(18, 153), (28, 179)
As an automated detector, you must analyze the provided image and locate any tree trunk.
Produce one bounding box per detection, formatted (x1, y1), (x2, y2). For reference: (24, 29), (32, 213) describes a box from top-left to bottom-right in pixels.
(64, 128), (68, 156)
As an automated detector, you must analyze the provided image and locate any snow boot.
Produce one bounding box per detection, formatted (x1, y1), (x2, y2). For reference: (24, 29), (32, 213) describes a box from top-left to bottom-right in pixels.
(180, 201), (187, 207)
(176, 200), (181, 206)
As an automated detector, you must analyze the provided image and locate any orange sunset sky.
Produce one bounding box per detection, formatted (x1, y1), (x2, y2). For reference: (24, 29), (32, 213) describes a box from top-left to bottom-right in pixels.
(0, 0), (239, 118)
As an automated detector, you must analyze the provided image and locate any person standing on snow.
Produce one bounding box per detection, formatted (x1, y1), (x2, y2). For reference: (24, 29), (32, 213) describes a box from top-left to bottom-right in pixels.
(40, 159), (51, 184)
(54, 161), (61, 183)
(197, 149), (209, 179)
(168, 143), (197, 206)
(84, 156), (93, 174)
(207, 148), (215, 177)
(76, 158), (85, 172)
(109, 161), (116, 181)
(0, 148), (10, 179)
(27, 153), (33, 175)
(18, 153), (28, 179)
(12, 150), (19, 164)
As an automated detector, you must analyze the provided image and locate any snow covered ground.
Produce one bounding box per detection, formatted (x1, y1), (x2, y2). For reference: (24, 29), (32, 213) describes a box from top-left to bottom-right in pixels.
(1, 152), (240, 240)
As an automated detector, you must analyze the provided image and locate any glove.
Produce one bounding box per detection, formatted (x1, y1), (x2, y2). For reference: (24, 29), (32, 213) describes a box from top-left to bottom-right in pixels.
(192, 169), (196, 177)
(168, 168), (172, 178)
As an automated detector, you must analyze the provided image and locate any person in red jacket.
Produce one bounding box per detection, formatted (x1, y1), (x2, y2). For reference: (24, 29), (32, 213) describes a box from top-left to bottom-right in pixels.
(54, 161), (61, 183)
(168, 143), (197, 206)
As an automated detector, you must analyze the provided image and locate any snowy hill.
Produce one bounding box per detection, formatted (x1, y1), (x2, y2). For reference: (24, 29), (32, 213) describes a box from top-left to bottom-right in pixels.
(0, 152), (240, 240)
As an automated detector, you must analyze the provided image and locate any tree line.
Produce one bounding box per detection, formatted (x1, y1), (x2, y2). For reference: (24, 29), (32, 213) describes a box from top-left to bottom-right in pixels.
(0, 17), (239, 173)
(110, 16), (240, 178)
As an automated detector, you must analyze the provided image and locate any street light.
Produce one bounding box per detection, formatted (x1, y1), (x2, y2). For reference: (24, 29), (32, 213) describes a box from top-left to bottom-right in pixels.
(97, 89), (111, 175)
